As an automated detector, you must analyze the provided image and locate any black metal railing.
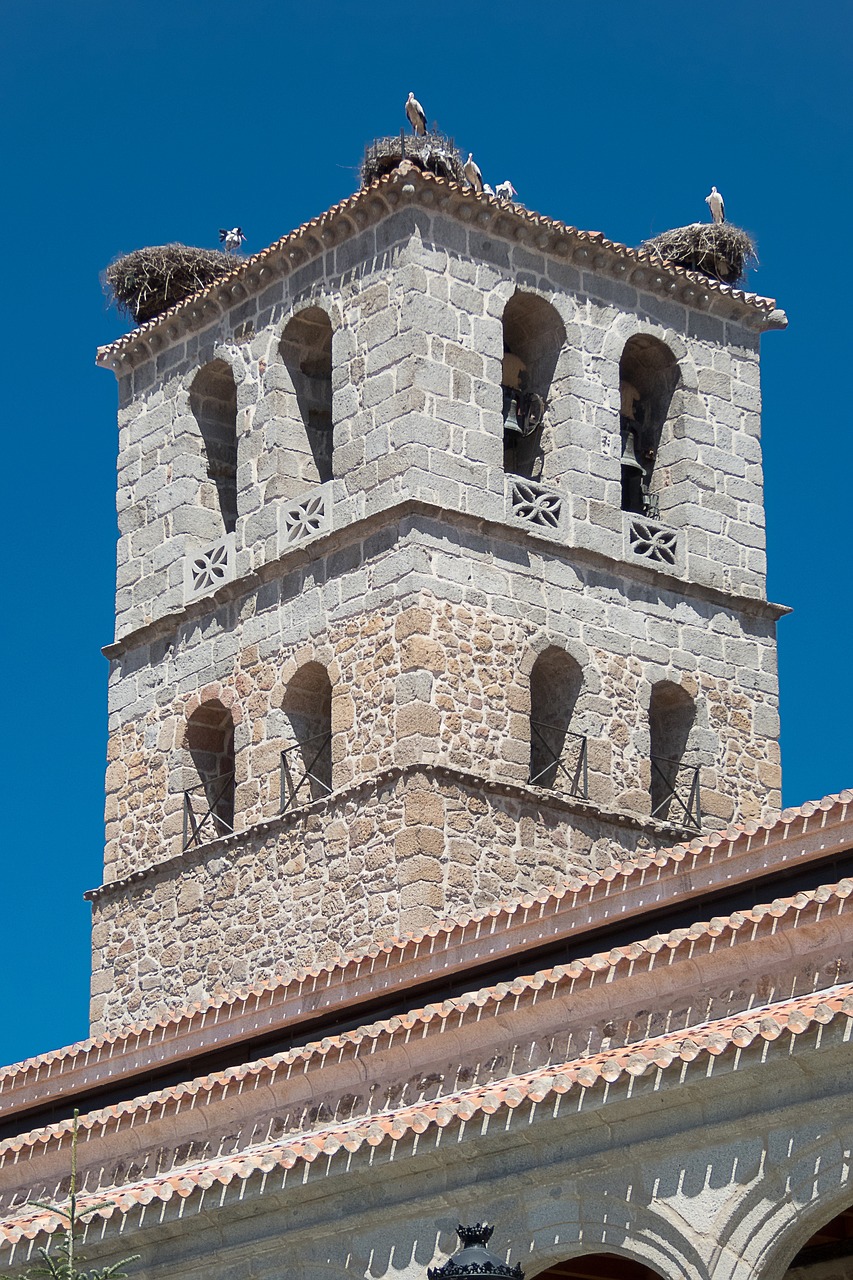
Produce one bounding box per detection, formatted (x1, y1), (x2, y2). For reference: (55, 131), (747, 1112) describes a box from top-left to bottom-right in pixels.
(280, 732), (333, 813)
(529, 723), (588, 799)
(182, 772), (235, 851)
(650, 756), (701, 830)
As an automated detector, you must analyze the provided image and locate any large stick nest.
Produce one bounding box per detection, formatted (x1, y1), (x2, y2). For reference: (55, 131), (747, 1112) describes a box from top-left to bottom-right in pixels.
(104, 244), (237, 325)
(361, 132), (465, 187)
(640, 223), (757, 286)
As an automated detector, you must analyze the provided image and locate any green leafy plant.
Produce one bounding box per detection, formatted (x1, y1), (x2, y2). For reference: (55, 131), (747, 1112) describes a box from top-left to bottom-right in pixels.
(25, 1112), (139, 1280)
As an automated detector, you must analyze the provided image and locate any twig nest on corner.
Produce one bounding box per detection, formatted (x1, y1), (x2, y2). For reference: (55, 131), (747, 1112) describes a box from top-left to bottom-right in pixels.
(640, 223), (757, 286)
(104, 244), (238, 326)
(361, 132), (466, 187)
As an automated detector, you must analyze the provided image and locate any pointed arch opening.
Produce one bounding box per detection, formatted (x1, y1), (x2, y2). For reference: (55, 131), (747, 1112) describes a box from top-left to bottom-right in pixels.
(648, 680), (699, 827)
(190, 360), (238, 535)
(281, 661), (333, 810)
(279, 307), (334, 488)
(501, 292), (565, 479)
(619, 335), (679, 519)
(529, 646), (586, 797)
(183, 699), (235, 849)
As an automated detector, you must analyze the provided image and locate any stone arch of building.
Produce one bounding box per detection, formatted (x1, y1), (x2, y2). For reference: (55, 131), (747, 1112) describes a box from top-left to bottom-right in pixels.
(522, 1206), (708, 1280)
(601, 317), (700, 527)
(188, 358), (239, 538)
(280, 659), (335, 805)
(500, 289), (568, 482)
(730, 1174), (853, 1280)
(180, 697), (236, 844)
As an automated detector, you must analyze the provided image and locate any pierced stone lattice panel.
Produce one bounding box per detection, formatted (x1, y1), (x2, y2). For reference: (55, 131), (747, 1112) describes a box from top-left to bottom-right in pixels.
(628, 518), (678, 566)
(279, 486), (332, 550)
(183, 533), (236, 604)
(507, 478), (562, 531)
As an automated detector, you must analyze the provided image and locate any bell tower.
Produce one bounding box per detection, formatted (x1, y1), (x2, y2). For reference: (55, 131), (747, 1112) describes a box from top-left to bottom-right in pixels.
(90, 163), (786, 1035)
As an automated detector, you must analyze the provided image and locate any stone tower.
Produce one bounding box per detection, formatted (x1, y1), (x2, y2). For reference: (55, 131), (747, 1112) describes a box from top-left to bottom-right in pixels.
(90, 164), (787, 1035)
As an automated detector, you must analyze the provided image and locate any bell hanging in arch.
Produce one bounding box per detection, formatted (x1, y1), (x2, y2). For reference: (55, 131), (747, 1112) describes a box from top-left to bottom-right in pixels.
(620, 427), (645, 474)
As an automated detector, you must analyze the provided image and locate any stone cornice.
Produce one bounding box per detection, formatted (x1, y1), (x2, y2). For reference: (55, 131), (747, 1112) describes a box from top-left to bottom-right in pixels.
(96, 169), (785, 375)
(102, 497), (789, 660)
(84, 759), (698, 905)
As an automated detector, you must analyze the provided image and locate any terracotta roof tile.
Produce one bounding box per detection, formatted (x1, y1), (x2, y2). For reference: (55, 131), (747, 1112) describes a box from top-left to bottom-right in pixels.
(2, 877), (850, 1170)
(96, 166), (784, 371)
(3, 984), (850, 1246)
(3, 792), (851, 1112)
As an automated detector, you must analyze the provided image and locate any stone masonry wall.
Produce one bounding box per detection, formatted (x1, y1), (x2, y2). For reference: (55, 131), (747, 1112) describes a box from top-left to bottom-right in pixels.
(103, 515), (780, 885)
(111, 202), (771, 642)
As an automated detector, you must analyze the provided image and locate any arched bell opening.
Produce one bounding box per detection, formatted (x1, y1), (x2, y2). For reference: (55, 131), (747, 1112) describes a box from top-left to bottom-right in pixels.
(182, 699), (236, 849)
(279, 307), (334, 486)
(619, 335), (679, 520)
(281, 661), (333, 810)
(190, 360), (238, 535)
(529, 645), (585, 796)
(648, 680), (699, 827)
(501, 292), (565, 480)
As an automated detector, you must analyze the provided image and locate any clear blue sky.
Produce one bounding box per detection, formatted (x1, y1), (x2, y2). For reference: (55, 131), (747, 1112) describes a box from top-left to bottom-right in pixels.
(2, 0), (851, 1069)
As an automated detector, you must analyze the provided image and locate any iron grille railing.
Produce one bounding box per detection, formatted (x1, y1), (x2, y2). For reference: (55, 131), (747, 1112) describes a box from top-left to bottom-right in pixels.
(280, 732), (333, 813)
(650, 756), (701, 830)
(529, 723), (588, 799)
(182, 772), (234, 851)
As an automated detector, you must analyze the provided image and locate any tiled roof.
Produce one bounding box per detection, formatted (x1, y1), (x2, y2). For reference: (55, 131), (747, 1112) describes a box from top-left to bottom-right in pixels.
(3, 789), (851, 1116)
(96, 165), (784, 370)
(2, 876), (850, 1163)
(3, 983), (851, 1246)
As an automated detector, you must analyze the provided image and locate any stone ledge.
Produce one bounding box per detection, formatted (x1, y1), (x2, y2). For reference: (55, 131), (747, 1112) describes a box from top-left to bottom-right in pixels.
(102, 497), (791, 660)
(85, 760), (699, 903)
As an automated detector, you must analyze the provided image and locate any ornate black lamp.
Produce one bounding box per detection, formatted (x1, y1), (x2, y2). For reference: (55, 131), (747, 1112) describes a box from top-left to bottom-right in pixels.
(428, 1224), (525, 1280)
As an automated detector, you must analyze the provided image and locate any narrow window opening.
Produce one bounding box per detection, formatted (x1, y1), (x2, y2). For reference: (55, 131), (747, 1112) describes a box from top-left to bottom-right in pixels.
(183, 700), (235, 849)
(279, 308), (333, 486)
(619, 336), (679, 519)
(190, 361), (238, 534)
(281, 662), (333, 810)
(501, 292), (565, 479)
(529, 646), (586, 797)
(648, 681), (698, 826)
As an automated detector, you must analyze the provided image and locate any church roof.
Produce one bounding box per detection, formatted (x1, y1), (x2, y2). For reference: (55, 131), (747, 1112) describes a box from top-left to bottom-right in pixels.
(3, 982), (851, 1247)
(95, 166), (785, 372)
(2, 790), (851, 1124)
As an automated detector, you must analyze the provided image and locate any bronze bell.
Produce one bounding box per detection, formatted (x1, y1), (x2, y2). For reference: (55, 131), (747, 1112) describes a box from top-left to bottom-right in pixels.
(620, 428), (646, 474)
(503, 390), (523, 435)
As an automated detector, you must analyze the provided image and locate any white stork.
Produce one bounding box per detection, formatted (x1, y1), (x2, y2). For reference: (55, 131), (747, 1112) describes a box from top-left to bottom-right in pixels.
(496, 180), (517, 200)
(482, 183), (495, 196)
(705, 186), (725, 224)
(219, 227), (246, 253)
(463, 153), (483, 193)
(405, 92), (427, 136)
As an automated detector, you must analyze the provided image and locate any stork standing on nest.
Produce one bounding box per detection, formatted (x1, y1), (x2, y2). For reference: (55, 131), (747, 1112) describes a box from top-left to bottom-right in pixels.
(405, 92), (427, 136)
(219, 227), (246, 253)
(705, 186), (725, 224)
(464, 153), (483, 193)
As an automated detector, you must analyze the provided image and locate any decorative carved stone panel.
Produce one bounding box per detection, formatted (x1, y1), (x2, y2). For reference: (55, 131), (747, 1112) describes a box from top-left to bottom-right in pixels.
(279, 485), (332, 550)
(183, 533), (236, 604)
(507, 478), (562, 532)
(627, 517), (679, 567)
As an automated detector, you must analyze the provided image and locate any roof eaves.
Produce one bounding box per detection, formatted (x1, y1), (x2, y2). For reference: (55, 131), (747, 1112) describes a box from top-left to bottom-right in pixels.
(3, 983), (850, 1246)
(96, 168), (784, 372)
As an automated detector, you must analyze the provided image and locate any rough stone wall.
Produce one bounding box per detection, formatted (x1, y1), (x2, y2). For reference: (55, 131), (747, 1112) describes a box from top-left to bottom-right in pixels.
(98, 201), (783, 1034)
(112, 209), (770, 641)
(103, 519), (780, 882)
(91, 767), (649, 1031)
